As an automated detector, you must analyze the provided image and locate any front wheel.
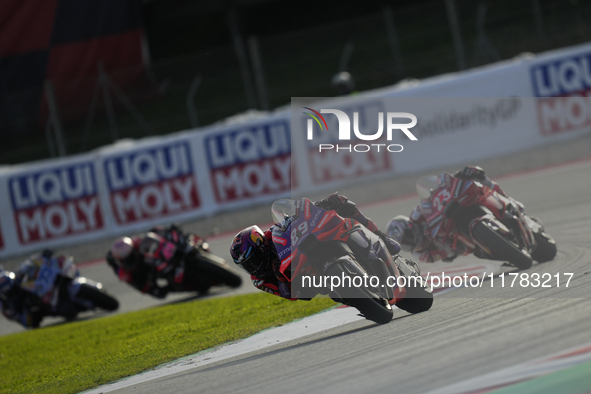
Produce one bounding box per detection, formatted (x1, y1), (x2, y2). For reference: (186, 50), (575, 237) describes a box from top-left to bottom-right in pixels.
(77, 283), (119, 311)
(472, 221), (533, 269)
(531, 232), (557, 263)
(347, 296), (394, 325)
(395, 275), (433, 314)
(325, 259), (393, 324)
(186, 251), (243, 289)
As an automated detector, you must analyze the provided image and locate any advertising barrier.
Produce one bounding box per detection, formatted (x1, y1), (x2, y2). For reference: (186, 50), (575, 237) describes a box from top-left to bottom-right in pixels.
(292, 96), (536, 183)
(204, 118), (292, 204)
(1, 42), (591, 259)
(530, 48), (591, 136)
(102, 140), (200, 226)
(8, 160), (104, 245)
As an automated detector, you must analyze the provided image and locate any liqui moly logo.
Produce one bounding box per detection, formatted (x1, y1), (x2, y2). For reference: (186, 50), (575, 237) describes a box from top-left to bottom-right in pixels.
(103, 142), (201, 224)
(531, 53), (591, 97)
(303, 107), (417, 153)
(531, 51), (591, 135)
(9, 162), (104, 244)
(206, 120), (292, 203)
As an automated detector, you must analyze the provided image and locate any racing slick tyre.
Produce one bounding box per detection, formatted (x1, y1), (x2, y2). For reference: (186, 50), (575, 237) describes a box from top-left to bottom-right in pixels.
(325, 263), (393, 325)
(530, 221), (557, 263)
(347, 295), (394, 325)
(395, 275), (433, 314)
(190, 251), (243, 288)
(531, 233), (557, 263)
(472, 221), (533, 270)
(77, 283), (119, 311)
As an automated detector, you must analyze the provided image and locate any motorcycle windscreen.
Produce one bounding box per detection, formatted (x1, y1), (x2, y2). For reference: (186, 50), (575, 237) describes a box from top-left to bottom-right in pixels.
(271, 199), (298, 230)
(416, 176), (439, 200)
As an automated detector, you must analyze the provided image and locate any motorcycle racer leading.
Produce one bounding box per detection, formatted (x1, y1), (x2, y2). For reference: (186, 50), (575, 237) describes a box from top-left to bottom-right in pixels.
(386, 165), (523, 263)
(230, 192), (402, 300)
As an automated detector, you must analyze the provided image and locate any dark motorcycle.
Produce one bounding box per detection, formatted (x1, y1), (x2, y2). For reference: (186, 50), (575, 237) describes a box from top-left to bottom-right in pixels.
(138, 231), (242, 295)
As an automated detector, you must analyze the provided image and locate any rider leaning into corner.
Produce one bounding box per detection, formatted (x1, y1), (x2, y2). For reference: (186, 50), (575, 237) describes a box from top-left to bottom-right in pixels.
(0, 251), (72, 328)
(230, 193), (403, 300)
(386, 165), (525, 263)
(106, 224), (195, 299)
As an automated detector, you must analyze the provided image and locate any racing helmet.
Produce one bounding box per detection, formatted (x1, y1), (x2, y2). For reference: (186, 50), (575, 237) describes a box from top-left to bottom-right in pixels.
(110, 237), (140, 270)
(386, 215), (418, 252)
(0, 271), (16, 301)
(230, 226), (271, 276)
(331, 71), (355, 96)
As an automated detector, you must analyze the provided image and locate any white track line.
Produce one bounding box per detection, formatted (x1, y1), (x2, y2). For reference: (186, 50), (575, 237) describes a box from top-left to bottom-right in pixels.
(81, 158), (591, 393)
(82, 306), (364, 394)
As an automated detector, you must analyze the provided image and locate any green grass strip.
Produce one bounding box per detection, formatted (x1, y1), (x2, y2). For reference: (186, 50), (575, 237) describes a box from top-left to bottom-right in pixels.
(488, 359), (591, 394)
(0, 293), (334, 394)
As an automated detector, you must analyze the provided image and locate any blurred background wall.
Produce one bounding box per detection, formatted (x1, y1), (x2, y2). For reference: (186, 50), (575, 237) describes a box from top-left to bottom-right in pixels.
(1, 0), (589, 165)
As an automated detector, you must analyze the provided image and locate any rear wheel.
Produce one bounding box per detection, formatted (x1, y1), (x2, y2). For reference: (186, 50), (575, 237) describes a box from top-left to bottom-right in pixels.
(187, 251), (242, 288)
(77, 284), (119, 311)
(472, 221), (533, 269)
(395, 276), (433, 314)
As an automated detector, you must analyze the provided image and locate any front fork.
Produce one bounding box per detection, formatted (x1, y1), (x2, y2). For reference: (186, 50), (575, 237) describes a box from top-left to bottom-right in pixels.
(69, 277), (104, 310)
(498, 196), (536, 250)
(481, 193), (536, 252)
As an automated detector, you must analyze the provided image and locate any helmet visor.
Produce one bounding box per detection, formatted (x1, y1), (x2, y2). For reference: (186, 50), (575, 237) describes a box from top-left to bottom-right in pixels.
(235, 245), (267, 276)
(120, 252), (139, 270)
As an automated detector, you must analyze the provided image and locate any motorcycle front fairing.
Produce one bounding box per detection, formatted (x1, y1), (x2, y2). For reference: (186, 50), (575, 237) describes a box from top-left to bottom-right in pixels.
(344, 224), (401, 301)
(420, 178), (474, 250)
(271, 198), (400, 301)
(17, 256), (88, 313)
(19, 257), (63, 306)
(434, 179), (535, 254)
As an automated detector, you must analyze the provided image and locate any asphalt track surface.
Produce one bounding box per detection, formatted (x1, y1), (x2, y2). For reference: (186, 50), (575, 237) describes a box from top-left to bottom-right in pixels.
(1, 136), (590, 393)
(84, 158), (591, 393)
(0, 131), (582, 336)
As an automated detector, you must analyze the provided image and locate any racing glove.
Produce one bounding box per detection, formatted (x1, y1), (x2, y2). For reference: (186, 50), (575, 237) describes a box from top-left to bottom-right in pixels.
(454, 166), (486, 181)
(316, 193), (359, 217)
